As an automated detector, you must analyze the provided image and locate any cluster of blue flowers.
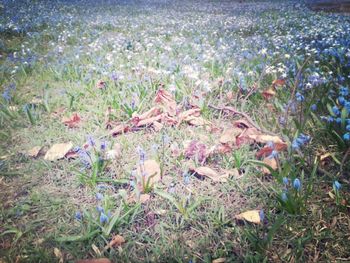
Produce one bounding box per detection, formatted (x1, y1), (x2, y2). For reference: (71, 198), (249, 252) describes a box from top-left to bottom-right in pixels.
(291, 133), (311, 150)
(280, 177), (301, 202)
(1, 83), (16, 103)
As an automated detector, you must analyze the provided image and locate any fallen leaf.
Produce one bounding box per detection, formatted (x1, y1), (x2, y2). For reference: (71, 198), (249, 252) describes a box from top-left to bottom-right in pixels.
(76, 258), (111, 263)
(184, 116), (210, 126)
(153, 121), (163, 131)
(154, 89), (177, 116)
(110, 123), (130, 136)
(272, 78), (286, 87)
(44, 142), (73, 161)
(91, 244), (101, 257)
(226, 91), (234, 100)
(136, 160), (161, 189)
(219, 128), (242, 145)
(135, 114), (163, 127)
(54, 248), (63, 263)
(235, 210), (261, 224)
(132, 107), (161, 122)
(262, 88), (276, 100)
(256, 142), (288, 158)
(62, 113), (81, 128)
(262, 157), (278, 174)
(170, 142), (181, 157)
(184, 140), (209, 164)
(212, 258), (226, 263)
(247, 134), (284, 144)
(26, 146), (42, 158)
(190, 166), (230, 182)
(109, 235), (125, 248)
(178, 108), (200, 124)
(233, 119), (251, 129)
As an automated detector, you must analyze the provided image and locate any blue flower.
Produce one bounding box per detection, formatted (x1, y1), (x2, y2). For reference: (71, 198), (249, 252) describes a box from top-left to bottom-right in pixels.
(100, 212), (108, 224)
(336, 118), (342, 124)
(344, 133), (350, 141)
(310, 104), (317, 111)
(268, 150), (278, 159)
(96, 206), (104, 213)
(259, 210), (265, 222)
(293, 178), (301, 191)
(332, 106), (340, 116)
(346, 125), (350, 131)
(282, 177), (289, 185)
(338, 96), (346, 106)
(87, 135), (95, 147)
(281, 192), (288, 202)
(75, 211), (82, 221)
(96, 193), (103, 201)
(333, 181), (341, 191)
(295, 92), (304, 102)
(327, 116), (334, 123)
(100, 140), (107, 151)
(340, 86), (349, 96)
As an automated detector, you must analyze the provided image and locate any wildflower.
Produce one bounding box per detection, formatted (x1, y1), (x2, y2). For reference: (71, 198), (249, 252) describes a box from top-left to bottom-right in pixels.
(96, 206), (104, 213)
(281, 192), (288, 202)
(259, 210), (265, 222)
(282, 177), (289, 185)
(268, 150), (278, 159)
(96, 193), (103, 201)
(87, 135), (95, 147)
(293, 178), (301, 191)
(333, 181), (341, 191)
(340, 86), (349, 96)
(75, 211), (82, 221)
(344, 133), (350, 141)
(310, 104), (317, 111)
(100, 140), (107, 151)
(346, 124), (350, 131)
(136, 146), (146, 164)
(100, 212), (108, 224)
(332, 106), (340, 116)
(295, 92), (304, 102)
(338, 96), (346, 106)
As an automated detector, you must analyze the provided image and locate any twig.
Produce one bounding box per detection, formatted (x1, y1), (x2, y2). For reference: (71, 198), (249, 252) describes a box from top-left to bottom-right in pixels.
(208, 104), (277, 136)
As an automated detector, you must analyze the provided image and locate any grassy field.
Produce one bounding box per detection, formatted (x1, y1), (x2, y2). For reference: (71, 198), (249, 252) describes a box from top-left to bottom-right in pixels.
(1, 0), (350, 262)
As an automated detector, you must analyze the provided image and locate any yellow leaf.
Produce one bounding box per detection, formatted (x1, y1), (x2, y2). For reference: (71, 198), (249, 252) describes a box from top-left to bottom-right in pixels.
(262, 157), (278, 175)
(235, 210), (261, 224)
(44, 142), (73, 161)
(248, 134), (284, 144)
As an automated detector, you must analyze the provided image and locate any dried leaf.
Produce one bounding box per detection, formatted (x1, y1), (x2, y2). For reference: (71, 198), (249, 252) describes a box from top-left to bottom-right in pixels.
(110, 124), (130, 136)
(184, 140), (208, 164)
(178, 108), (200, 123)
(109, 235), (125, 248)
(235, 210), (261, 224)
(154, 89), (177, 116)
(247, 134), (284, 144)
(219, 128), (242, 145)
(91, 244), (101, 256)
(136, 160), (161, 188)
(212, 258), (226, 263)
(170, 142), (181, 157)
(76, 258), (112, 263)
(54, 248), (63, 263)
(185, 116), (210, 126)
(62, 113), (81, 128)
(135, 114), (163, 127)
(256, 142), (288, 158)
(44, 142), (73, 161)
(272, 79), (286, 87)
(132, 107), (161, 121)
(153, 121), (163, 131)
(26, 146), (42, 158)
(191, 166), (230, 182)
(262, 157), (278, 174)
(262, 88), (276, 100)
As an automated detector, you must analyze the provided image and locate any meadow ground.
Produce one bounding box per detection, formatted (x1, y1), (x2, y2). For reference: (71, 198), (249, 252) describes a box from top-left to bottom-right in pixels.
(1, 0), (350, 262)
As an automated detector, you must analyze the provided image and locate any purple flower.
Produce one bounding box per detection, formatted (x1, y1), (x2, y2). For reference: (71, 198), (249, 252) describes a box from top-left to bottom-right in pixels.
(282, 177), (289, 185)
(295, 92), (304, 102)
(310, 104), (317, 111)
(281, 192), (288, 201)
(87, 135), (95, 147)
(333, 181), (341, 191)
(96, 193), (103, 201)
(100, 140), (107, 151)
(96, 206), (104, 213)
(100, 212), (108, 224)
(75, 211), (82, 221)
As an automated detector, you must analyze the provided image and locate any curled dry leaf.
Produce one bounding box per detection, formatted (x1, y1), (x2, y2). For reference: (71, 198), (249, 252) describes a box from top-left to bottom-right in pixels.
(178, 108), (200, 124)
(153, 121), (163, 131)
(44, 142), (73, 161)
(247, 134), (284, 144)
(272, 78), (286, 87)
(132, 107), (161, 122)
(261, 157), (278, 175)
(219, 127), (242, 145)
(109, 234), (125, 248)
(233, 119), (251, 129)
(26, 146), (42, 158)
(62, 113), (81, 128)
(235, 210), (261, 224)
(256, 142), (288, 158)
(110, 124), (130, 137)
(212, 258), (226, 263)
(262, 88), (276, 100)
(185, 116), (211, 126)
(154, 88), (177, 116)
(184, 140), (209, 164)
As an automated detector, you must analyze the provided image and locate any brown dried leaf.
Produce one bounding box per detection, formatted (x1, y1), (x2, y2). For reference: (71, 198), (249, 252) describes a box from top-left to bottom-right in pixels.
(154, 89), (176, 116)
(26, 146), (42, 158)
(184, 140), (208, 164)
(44, 142), (73, 161)
(212, 258), (226, 263)
(272, 79), (286, 87)
(132, 107), (161, 121)
(185, 116), (210, 126)
(135, 114), (163, 127)
(191, 166), (230, 182)
(137, 160), (161, 189)
(235, 210), (261, 224)
(178, 108), (200, 123)
(247, 134), (284, 144)
(262, 157), (278, 175)
(62, 113), (81, 128)
(109, 235), (125, 248)
(262, 88), (276, 100)
(153, 121), (163, 131)
(256, 142), (288, 158)
(219, 128), (242, 145)
(110, 124), (130, 136)
(233, 119), (251, 129)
